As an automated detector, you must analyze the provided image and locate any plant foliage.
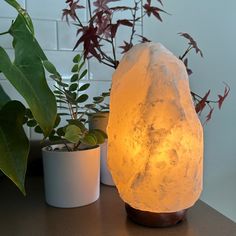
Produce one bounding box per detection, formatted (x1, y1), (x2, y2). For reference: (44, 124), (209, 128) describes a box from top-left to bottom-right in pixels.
(62, 0), (229, 123)
(0, 0), (57, 194)
(30, 54), (108, 151)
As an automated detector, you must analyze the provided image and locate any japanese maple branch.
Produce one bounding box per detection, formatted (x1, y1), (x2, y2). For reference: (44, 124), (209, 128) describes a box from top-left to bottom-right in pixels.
(87, 0), (92, 19)
(129, 2), (139, 46)
(179, 45), (192, 60)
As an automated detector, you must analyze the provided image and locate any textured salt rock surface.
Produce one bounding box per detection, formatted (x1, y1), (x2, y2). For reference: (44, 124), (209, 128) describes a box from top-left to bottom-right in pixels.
(107, 43), (203, 213)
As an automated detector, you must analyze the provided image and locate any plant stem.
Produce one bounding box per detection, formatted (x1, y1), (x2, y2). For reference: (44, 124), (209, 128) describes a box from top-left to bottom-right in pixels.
(0, 31), (9, 36)
(179, 45), (192, 60)
(75, 15), (83, 27)
(87, 0), (92, 19)
(111, 37), (117, 67)
(129, 1), (138, 46)
(74, 141), (81, 150)
(191, 91), (218, 104)
(63, 142), (71, 151)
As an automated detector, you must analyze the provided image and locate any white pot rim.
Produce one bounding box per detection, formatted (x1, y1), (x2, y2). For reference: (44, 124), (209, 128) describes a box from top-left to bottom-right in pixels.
(42, 144), (100, 153)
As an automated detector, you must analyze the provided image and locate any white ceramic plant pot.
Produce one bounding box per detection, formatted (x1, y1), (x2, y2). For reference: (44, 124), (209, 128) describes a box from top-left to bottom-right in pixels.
(42, 144), (100, 208)
(89, 112), (115, 186)
(100, 140), (114, 186)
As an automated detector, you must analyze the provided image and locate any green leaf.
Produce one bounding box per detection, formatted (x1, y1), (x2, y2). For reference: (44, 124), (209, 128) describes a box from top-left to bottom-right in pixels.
(79, 83), (90, 91)
(5, 0), (34, 35)
(34, 125), (43, 133)
(54, 115), (61, 128)
(0, 84), (10, 109)
(56, 105), (67, 109)
(81, 133), (97, 146)
(56, 99), (67, 104)
(69, 83), (78, 91)
(0, 101), (29, 194)
(90, 129), (107, 144)
(68, 119), (87, 132)
(25, 108), (33, 119)
(73, 54), (81, 63)
(76, 94), (89, 103)
(26, 119), (37, 127)
(0, 15), (57, 137)
(54, 90), (64, 95)
(49, 135), (61, 142)
(70, 74), (79, 82)
(58, 112), (70, 116)
(64, 125), (83, 144)
(84, 104), (96, 109)
(71, 64), (78, 73)
(56, 127), (65, 137)
(78, 60), (85, 72)
(93, 96), (104, 104)
(102, 92), (110, 97)
(43, 60), (61, 78)
(79, 69), (88, 80)
(57, 81), (69, 87)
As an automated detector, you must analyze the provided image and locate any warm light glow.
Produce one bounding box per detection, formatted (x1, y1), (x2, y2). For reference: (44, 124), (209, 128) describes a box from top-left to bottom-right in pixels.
(107, 43), (203, 213)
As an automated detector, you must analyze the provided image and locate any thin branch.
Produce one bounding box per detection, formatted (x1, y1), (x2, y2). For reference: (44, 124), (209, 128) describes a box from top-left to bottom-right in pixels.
(87, 0), (92, 19)
(0, 31), (9, 36)
(179, 45), (192, 60)
(75, 15), (84, 27)
(129, 1), (138, 46)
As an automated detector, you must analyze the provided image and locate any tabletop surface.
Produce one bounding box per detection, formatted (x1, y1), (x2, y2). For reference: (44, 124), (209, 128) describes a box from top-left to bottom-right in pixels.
(0, 177), (235, 236)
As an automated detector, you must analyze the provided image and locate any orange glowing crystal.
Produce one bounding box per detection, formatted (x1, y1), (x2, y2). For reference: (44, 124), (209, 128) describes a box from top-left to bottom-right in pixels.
(107, 43), (203, 213)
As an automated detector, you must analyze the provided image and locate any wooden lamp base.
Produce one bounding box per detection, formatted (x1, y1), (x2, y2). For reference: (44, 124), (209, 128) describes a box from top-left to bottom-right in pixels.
(125, 203), (187, 227)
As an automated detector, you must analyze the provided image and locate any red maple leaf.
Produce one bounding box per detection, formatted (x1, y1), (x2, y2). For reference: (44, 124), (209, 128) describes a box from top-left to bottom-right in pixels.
(143, 2), (166, 21)
(136, 34), (151, 43)
(218, 84), (230, 109)
(110, 19), (133, 38)
(119, 41), (133, 54)
(62, 0), (85, 22)
(147, 0), (163, 6)
(74, 24), (101, 60)
(93, 0), (120, 13)
(204, 107), (214, 125)
(195, 90), (211, 114)
(179, 32), (203, 57)
(183, 58), (193, 75)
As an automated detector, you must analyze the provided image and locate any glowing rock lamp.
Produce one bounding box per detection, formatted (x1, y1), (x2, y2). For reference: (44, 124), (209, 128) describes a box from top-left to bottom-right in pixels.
(107, 43), (203, 227)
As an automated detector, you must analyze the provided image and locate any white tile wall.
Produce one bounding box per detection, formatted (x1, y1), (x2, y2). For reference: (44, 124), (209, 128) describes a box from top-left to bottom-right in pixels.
(0, 0), (25, 18)
(89, 57), (114, 81)
(0, 0), (144, 139)
(116, 24), (142, 53)
(33, 20), (57, 50)
(26, 0), (66, 20)
(0, 18), (14, 49)
(57, 21), (82, 51)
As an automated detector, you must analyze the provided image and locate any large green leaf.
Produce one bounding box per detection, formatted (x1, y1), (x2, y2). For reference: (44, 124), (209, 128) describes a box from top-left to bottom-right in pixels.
(0, 101), (29, 194)
(4, 0), (34, 34)
(0, 15), (57, 136)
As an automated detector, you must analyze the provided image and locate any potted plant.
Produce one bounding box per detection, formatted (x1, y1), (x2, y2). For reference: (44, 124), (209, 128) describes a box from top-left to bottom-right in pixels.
(62, 0), (229, 186)
(0, 0), (57, 194)
(63, 0), (229, 120)
(29, 55), (107, 208)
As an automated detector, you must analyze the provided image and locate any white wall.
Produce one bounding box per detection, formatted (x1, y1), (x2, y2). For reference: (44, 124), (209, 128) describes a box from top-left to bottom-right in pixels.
(0, 0), (235, 222)
(144, 0), (236, 222)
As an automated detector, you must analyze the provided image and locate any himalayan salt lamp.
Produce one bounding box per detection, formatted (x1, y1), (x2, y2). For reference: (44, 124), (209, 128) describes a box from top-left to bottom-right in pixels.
(107, 43), (203, 227)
